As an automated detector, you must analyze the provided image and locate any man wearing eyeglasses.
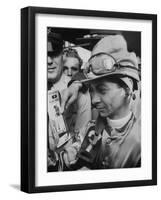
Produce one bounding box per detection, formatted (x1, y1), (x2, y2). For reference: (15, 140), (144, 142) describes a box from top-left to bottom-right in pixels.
(61, 35), (141, 169)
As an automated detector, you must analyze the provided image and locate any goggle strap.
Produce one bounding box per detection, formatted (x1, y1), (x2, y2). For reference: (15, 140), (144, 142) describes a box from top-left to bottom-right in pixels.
(118, 64), (139, 71)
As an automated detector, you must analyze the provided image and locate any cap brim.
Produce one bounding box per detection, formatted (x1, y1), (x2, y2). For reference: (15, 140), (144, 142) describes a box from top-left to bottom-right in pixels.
(48, 50), (62, 57)
(80, 69), (139, 83)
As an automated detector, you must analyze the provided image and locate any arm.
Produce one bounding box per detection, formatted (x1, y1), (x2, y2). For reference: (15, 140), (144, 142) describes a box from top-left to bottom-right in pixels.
(61, 72), (88, 113)
(74, 91), (92, 131)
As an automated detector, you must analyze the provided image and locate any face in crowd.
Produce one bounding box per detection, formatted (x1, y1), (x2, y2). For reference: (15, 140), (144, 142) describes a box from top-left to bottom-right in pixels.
(63, 57), (80, 78)
(47, 53), (63, 83)
(63, 49), (82, 78)
(90, 77), (130, 119)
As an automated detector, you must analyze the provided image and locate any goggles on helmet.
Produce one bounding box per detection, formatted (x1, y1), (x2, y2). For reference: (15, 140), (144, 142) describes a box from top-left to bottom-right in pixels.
(86, 52), (138, 77)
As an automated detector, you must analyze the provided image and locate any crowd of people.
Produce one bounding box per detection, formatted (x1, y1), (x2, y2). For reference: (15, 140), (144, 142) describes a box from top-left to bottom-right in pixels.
(47, 30), (141, 171)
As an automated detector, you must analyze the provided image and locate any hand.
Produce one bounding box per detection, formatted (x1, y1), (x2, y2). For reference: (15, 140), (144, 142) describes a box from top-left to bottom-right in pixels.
(60, 81), (82, 113)
(63, 142), (81, 166)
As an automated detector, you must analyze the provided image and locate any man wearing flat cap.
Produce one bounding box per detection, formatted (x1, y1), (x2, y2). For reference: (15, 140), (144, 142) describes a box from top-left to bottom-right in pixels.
(61, 35), (141, 169)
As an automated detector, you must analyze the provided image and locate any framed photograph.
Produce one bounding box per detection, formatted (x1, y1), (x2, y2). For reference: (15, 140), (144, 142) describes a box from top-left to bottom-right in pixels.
(21, 6), (157, 193)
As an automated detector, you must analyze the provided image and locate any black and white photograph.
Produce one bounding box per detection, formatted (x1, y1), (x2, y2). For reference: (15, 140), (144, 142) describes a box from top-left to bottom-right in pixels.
(47, 27), (141, 172)
(21, 7), (157, 193)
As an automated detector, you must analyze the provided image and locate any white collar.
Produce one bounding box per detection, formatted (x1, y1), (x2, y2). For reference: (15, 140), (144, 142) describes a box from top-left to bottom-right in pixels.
(107, 111), (132, 130)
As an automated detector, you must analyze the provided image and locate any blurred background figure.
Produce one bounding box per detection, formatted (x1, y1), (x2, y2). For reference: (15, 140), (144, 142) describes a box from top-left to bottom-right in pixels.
(63, 48), (83, 78)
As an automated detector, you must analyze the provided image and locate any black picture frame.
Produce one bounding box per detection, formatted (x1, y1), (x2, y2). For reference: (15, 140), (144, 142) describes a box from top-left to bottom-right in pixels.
(21, 6), (157, 193)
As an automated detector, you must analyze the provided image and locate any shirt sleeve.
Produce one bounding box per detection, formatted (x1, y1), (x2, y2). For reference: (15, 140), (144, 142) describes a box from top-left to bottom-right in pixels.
(74, 91), (92, 131)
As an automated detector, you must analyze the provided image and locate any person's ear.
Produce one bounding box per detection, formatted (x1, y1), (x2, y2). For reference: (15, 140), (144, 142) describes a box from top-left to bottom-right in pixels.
(122, 87), (132, 101)
(125, 87), (131, 97)
(125, 88), (136, 100)
(120, 87), (128, 96)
